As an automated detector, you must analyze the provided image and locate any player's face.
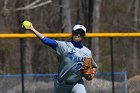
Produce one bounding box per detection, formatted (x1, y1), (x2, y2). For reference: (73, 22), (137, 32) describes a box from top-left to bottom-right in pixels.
(72, 30), (85, 42)
(72, 34), (83, 42)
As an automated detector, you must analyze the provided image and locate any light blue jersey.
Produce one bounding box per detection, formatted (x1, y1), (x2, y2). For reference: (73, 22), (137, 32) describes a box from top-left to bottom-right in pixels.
(55, 40), (97, 82)
(34, 24), (96, 93)
(41, 37), (97, 93)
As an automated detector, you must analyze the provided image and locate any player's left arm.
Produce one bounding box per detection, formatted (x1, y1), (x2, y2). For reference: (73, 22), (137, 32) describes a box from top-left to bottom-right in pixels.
(88, 49), (97, 68)
(89, 50), (97, 77)
(92, 58), (97, 68)
(92, 58), (97, 76)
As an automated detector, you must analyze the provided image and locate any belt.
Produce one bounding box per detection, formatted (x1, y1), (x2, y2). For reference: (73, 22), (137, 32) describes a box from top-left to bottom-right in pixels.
(57, 79), (77, 85)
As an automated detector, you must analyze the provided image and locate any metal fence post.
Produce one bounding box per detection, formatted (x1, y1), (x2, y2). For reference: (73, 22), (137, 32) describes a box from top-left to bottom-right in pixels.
(20, 38), (25, 93)
(124, 72), (127, 93)
(110, 37), (115, 93)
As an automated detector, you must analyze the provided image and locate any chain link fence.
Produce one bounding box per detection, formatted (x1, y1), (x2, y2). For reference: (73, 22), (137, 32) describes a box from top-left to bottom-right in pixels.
(0, 72), (127, 93)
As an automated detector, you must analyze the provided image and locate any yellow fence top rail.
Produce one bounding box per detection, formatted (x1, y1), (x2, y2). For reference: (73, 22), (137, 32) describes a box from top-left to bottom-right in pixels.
(0, 33), (140, 38)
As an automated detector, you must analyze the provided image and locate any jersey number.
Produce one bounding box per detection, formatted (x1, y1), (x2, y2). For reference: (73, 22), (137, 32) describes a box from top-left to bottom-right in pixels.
(76, 63), (82, 71)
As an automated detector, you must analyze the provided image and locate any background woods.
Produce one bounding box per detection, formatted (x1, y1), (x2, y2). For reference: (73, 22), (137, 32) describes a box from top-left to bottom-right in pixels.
(0, 0), (140, 79)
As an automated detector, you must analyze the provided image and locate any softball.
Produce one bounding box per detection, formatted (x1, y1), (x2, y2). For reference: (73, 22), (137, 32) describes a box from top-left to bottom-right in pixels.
(22, 20), (31, 29)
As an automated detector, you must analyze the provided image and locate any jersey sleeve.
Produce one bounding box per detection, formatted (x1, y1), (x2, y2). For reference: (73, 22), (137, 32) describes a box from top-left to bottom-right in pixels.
(41, 37), (58, 50)
(55, 40), (68, 55)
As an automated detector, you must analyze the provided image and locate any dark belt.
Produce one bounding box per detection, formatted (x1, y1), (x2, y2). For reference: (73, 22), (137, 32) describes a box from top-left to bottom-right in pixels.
(57, 79), (77, 85)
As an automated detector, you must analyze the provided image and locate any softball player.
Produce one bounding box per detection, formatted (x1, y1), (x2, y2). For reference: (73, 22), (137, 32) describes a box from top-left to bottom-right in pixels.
(26, 24), (97, 93)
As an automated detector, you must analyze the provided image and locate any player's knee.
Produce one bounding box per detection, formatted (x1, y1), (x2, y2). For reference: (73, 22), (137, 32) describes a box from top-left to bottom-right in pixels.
(72, 83), (86, 93)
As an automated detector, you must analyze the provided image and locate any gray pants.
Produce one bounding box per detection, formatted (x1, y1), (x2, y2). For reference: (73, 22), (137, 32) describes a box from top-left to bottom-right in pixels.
(53, 79), (86, 93)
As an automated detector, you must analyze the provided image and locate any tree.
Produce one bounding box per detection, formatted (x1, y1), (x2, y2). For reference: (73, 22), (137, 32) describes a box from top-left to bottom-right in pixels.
(60, 0), (71, 33)
(92, 0), (102, 69)
(132, 0), (139, 73)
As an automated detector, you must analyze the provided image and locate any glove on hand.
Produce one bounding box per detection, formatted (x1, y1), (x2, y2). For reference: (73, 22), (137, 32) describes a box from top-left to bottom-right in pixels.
(81, 57), (96, 80)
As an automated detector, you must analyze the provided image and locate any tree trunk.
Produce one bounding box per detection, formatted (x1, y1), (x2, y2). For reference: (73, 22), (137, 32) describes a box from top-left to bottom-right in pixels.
(91, 0), (102, 68)
(16, 0), (33, 74)
(23, 0), (33, 74)
(133, 0), (139, 73)
(61, 0), (72, 32)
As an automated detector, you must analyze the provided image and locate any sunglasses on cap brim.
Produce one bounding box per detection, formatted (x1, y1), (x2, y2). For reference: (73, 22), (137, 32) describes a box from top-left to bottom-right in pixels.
(72, 29), (85, 36)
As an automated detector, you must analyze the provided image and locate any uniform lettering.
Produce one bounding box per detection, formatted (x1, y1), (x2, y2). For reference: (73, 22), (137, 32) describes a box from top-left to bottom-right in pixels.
(69, 55), (84, 62)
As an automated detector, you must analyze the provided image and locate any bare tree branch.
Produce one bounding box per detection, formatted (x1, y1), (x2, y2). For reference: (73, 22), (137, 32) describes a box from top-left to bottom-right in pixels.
(23, 0), (41, 9)
(15, 0), (52, 11)
(51, 3), (63, 8)
(29, 0), (52, 9)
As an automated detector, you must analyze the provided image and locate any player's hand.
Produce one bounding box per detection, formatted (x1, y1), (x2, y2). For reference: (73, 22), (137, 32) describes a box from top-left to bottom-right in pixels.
(27, 23), (34, 30)
(22, 20), (34, 31)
